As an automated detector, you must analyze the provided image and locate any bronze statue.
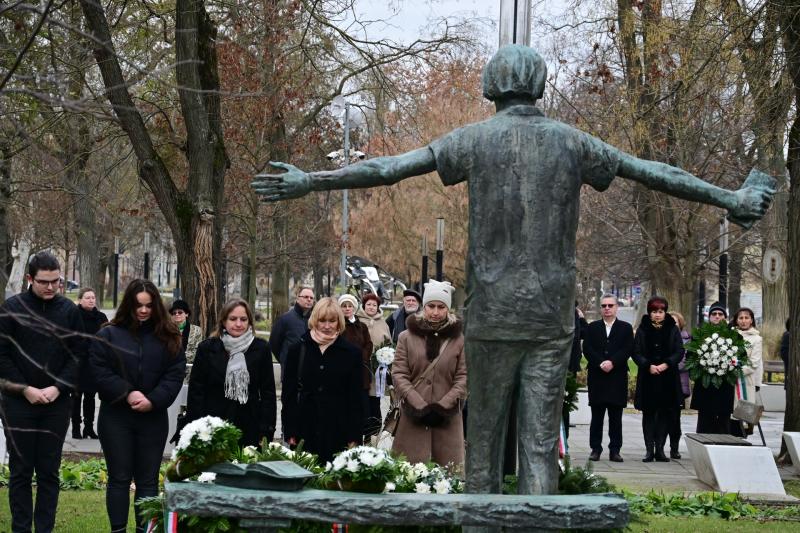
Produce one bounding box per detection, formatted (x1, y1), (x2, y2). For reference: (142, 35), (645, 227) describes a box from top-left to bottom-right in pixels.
(252, 45), (775, 499)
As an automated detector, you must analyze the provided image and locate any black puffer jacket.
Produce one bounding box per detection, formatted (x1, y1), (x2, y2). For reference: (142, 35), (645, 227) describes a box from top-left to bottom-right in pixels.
(89, 321), (185, 411)
(0, 287), (84, 394)
(77, 306), (109, 391)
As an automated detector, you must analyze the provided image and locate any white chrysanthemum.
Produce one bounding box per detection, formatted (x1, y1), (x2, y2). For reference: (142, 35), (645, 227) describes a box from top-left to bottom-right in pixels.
(415, 482), (431, 494)
(699, 359), (706, 366)
(385, 482), (396, 492)
(716, 338), (726, 346)
(360, 453), (381, 467)
(716, 369), (725, 376)
(412, 463), (429, 479)
(332, 455), (347, 471)
(197, 472), (216, 483)
(711, 333), (719, 340)
(433, 479), (452, 494)
(197, 428), (212, 442)
(346, 459), (360, 473)
(325, 462), (332, 472)
(243, 446), (258, 458)
(708, 368), (716, 374)
(726, 338), (733, 346)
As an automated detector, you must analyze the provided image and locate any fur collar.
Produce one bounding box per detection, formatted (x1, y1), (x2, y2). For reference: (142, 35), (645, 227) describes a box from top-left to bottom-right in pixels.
(406, 313), (462, 361)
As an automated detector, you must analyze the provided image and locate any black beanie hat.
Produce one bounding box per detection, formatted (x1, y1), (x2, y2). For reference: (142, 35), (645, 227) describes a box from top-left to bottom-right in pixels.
(708, 301), (727, 318)
(169, 299), (191, 315)
(402, 289), (422, 304)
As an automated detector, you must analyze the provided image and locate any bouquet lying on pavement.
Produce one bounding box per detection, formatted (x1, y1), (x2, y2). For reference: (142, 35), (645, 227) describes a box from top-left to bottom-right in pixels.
(166, 416), (241, 481)
(684, 322), (750, 389)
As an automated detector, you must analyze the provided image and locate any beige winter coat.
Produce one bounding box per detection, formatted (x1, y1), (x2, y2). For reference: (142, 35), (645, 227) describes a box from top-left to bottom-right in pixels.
(391, 314), (467, 467)
(357, 308), (392, 396)
(737, 327), (763, 406)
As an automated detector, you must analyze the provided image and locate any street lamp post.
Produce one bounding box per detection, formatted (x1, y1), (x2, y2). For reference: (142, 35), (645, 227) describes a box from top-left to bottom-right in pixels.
(144, 231), (151, 280)
(340, 103), (351, 293)
(435, 218), (445, 281)
(113, 237), (119, 308)
(421, 235), (429, 290)
(719, 218), (729, 310)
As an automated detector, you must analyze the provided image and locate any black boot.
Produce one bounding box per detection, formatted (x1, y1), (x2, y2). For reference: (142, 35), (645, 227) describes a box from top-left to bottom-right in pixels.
(643, 444), (655, 463)
(654, 448), (670, 462)
(83, 427), (99, 439)
(71, 424), (83, 440)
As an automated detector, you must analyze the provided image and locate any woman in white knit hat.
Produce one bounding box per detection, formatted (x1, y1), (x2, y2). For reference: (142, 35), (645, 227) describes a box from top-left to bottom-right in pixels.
(338, 294), (373, 442)
(391, 280), (467, 467)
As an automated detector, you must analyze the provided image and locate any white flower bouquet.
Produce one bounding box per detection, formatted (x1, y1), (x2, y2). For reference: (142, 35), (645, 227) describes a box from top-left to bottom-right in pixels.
(392, 461), (464, 494)
(233, 441), (323, 473)
(685, 323), (750, 389)
(322, 446), (400, 493)
(166, 416), (241, 481)
(375, 346), (396, 365)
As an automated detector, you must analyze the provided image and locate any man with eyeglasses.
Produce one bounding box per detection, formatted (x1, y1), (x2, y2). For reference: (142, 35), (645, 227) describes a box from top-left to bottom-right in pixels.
(270, 286), (314, 379)
(0, 251), (85, 533)
(583, 294), (634, 462)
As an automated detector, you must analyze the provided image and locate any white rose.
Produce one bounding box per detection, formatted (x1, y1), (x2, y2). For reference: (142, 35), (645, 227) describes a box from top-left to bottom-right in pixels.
(413, 463), (429, 478)
(346, 460), (360, 473)
(701, 343), (709, 352)
(332, 455), (347, 471)
(415, 482), (431, 494)
(699, 359), (706, 366)
(708, 368), (715, 374)
(243, 446), (258, 458)
(197, 472), (216, 483)
(361, 454), (380, 467)
(711, 333), (719, 340)
(433, 479), (452, 494)
(717, 338), (726, 346)
(716, 369), (725, 376)
(726, 338), (733, 346)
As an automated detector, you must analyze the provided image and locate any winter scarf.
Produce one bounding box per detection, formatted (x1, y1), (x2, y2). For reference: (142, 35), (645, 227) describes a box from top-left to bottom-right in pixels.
(222, 328), (255, 404)
(310, 328), (338, 354)
(406, 313), (462, 361)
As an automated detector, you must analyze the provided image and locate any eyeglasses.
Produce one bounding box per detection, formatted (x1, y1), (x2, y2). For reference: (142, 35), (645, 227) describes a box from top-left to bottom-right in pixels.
(33, 279), (60, 288)
(170, 310), (186, 316)
(710, 311), (725, 316)
(298, 295), (314, 299)
(600, 304), (616, 308)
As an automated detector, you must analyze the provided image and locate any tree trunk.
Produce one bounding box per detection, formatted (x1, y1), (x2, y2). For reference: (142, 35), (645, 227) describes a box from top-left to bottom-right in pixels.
(0, 141), (12, 301)
(81, 0), (228, 335)
(727, 240), (744, 314)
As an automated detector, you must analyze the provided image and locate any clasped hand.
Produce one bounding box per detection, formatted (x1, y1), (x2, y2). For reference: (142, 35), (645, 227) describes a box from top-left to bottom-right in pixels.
(23, 385), (60, 405)
(649, 363), (668, 375)
(127, 390), (153, 412)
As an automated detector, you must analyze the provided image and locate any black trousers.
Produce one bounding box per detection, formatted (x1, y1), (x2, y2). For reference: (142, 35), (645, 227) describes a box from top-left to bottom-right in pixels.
(363, 396), (382, 439)
(589, 404), (623, 453)
(98, 403), (168, 533)
(2, 393), (70, 533)
(668, 407), (682, 451)
(696, 410), (730, 434)
(71, 389), (96, 431)
(642, 408), (674, 450)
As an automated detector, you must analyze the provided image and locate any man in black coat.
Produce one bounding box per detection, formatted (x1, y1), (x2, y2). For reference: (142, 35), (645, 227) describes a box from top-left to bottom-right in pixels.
(270, 286), (314, 373)
(584, 294), (633, 462)
(0, 252), (85, 533)
(385, 289), (421, 344)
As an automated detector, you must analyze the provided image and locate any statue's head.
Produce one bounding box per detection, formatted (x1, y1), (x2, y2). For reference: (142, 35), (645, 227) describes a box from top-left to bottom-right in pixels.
(482, 45), (547, 103)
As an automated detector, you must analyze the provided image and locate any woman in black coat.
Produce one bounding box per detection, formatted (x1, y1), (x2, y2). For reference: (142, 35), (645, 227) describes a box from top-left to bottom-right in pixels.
(633, 296), (683, 463)
(186, 298), (276, 446)
(90, 279), (184, 533)
(281, 297), (364, 463)
(72, 287), (108, 439)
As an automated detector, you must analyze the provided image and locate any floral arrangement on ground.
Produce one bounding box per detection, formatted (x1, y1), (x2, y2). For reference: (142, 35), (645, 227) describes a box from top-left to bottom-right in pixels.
(166, 416), (241, 481)
(684, 322), (750, 388)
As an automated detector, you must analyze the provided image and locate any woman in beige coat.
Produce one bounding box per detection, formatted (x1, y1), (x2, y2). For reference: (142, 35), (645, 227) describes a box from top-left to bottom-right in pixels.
(391, 280), (467, 467)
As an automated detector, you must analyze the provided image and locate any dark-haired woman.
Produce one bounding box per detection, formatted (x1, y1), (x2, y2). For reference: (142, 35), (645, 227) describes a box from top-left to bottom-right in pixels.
(633, 296), (683, 462)
(185, 299), (276, 446)
(90, 279), (185, 533)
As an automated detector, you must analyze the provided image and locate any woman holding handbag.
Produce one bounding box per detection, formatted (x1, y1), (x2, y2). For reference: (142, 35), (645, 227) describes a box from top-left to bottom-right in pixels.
(391, 280), (467, 467)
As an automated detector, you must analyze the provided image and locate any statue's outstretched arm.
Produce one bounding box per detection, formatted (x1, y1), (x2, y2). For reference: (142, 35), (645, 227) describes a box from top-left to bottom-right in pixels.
(617, 153), (777, 229)
(251, 147), (437, 202)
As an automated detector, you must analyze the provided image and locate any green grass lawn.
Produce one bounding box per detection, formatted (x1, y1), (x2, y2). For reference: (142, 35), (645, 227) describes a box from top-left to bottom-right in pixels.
(629, 515), (800, 532)
(0, 489), (135, 532)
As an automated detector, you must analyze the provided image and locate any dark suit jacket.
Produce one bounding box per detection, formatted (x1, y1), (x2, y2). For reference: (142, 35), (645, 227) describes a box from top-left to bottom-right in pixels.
(583, 319), (633, 407)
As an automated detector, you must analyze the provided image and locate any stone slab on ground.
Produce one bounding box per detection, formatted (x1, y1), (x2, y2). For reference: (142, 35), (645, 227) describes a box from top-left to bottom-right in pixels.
(166, 482), (629, 531)
(685, 436), (785, 496)
(784, 432), (800, 475)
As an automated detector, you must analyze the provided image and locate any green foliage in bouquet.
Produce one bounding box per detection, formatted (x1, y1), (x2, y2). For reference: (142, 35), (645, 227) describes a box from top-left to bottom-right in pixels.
(685, 322), (750, 389)
(166, 416), (242, 481)
(563, 372), (579, 414)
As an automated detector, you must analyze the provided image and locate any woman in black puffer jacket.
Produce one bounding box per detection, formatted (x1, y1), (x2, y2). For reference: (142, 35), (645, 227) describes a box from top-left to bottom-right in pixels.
(90, 279), (184, 533)
(633, 296), (684, 463)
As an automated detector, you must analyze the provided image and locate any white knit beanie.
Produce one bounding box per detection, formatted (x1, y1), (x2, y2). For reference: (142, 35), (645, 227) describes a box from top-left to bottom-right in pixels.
(422, 279), (454, 308)
(338, 294), (359, 309)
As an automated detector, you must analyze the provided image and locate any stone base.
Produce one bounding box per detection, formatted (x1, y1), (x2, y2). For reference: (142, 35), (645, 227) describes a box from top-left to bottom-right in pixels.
(783, 432), (800, 475)
(686, 438), (785, 495)
(760, 384), (785, 412)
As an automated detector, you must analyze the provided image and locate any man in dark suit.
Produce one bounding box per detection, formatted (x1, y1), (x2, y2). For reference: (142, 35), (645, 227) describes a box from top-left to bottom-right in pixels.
(584, 294), (633, 462)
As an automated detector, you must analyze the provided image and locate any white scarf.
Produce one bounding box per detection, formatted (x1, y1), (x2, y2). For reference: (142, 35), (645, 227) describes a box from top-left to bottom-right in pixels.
(222, 328), (255, 404)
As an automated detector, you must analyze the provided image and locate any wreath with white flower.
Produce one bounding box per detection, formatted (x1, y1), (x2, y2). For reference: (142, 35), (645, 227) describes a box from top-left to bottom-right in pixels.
(322, 446), (400, 491)
(166, 416), (241, 481)
(685, 322), (750, 389)
(392, 461), (463, 495)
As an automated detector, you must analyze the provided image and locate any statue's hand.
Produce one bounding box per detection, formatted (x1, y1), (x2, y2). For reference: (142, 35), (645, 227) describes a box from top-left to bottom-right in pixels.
(251, 162), (311, 201)
(727, 169), (777, 229)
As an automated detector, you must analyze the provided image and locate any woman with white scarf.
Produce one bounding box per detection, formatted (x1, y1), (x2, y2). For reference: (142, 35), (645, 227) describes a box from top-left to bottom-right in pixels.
(186, 298), (276, 446)
(281, 297), (364, 462)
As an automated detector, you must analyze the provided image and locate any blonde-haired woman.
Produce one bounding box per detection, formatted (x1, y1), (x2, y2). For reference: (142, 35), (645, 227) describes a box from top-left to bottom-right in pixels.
(281, 297), (364, 462)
